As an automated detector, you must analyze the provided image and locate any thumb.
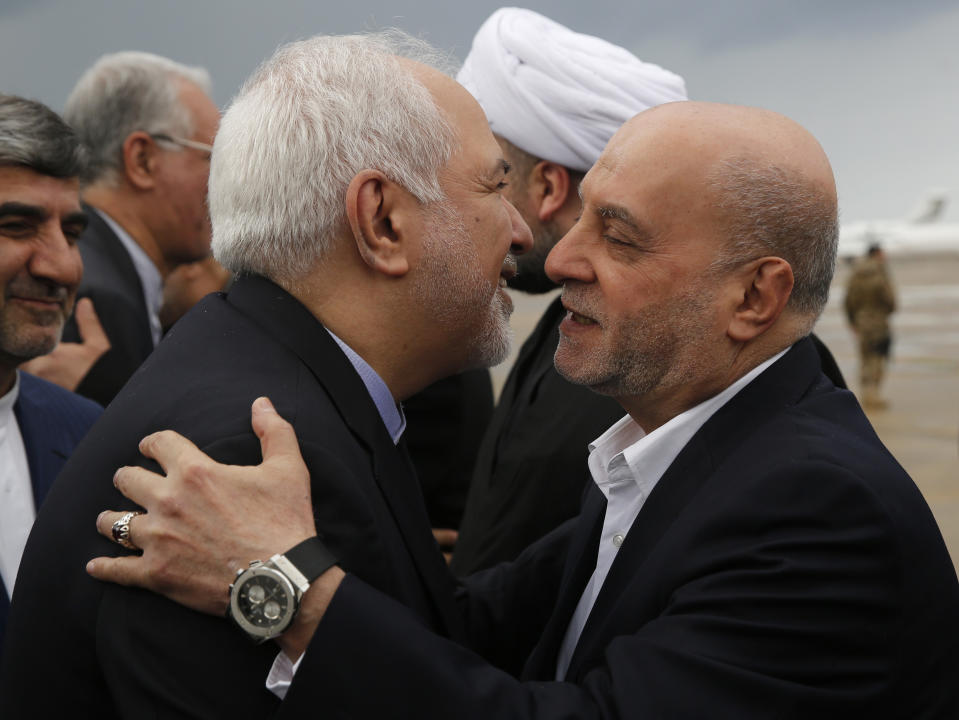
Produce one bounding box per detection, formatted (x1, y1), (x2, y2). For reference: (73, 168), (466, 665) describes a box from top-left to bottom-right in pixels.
(75, 298), (111, 350)
(251, 397), (302, 466)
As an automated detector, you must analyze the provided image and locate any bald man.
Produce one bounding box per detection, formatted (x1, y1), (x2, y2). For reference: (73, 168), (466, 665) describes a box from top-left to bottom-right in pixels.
(451, 8), (846, 573)
(89, 102), (959, 718)
(451, 8), (687, 573)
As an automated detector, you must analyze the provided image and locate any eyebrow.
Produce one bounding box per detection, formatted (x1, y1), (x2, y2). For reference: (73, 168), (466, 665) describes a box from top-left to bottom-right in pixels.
(485, 158), (511, 180)
(0, 202), (88, 230)
(597, 205), (643, 233)
(0, 202), (49, 220)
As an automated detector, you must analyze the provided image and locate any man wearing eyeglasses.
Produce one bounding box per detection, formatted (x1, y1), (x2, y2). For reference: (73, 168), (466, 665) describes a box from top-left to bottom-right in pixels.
(57, 51), (219, 406)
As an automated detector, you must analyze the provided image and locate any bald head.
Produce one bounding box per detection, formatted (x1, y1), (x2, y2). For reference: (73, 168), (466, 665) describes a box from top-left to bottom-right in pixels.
(607, 102), (839, 326)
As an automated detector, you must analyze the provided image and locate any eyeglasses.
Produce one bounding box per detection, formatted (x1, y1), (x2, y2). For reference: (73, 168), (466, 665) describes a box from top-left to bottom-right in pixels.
(150, 133), (214, 156)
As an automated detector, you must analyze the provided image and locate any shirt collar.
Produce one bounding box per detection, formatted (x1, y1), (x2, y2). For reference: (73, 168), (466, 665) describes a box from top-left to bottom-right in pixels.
(326, 329), (406, 445)
(94, 208), (163, 346)
(0, 371), (20, 421)
(587, 347), (790, 499)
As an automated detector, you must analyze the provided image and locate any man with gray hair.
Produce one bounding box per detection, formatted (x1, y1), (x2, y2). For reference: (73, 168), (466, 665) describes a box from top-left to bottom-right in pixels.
(0, 33), (530, 717)
(0, 94), (101, 654)
(56, 51), (219, 406)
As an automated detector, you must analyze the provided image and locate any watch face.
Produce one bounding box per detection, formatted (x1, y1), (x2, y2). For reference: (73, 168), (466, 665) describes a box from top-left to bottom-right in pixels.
(229, 565), (298, 640)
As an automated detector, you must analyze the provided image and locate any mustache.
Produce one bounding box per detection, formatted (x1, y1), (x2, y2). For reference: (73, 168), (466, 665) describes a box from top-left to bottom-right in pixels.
(5, 277), (71, 304)
(560, 287), (598, 315)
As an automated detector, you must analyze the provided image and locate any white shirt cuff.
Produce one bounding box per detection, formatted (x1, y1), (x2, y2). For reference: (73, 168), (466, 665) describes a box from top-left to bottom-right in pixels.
(266, 650), (305, 700)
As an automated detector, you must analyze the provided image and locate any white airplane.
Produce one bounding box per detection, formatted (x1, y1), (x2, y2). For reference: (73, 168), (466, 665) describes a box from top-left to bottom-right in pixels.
(838, 190), (959, 259)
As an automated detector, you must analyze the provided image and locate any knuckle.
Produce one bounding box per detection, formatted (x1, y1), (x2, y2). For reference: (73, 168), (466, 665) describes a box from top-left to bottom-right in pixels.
(180, 459), (210, 489)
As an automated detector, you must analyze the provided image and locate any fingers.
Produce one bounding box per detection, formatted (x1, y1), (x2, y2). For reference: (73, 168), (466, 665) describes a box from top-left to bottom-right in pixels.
(96, 509), (144, 549)
(74, 298), (111, 352)
(251, 397), (303, 466)
(86, 555), (148, 587)
(113, 464), (165, 506)
(138, 429), (203, 475)
(431, 528), (458, 549)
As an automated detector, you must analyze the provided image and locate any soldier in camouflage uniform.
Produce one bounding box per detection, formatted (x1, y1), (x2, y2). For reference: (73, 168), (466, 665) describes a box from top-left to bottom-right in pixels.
(844, 244), (896, 408)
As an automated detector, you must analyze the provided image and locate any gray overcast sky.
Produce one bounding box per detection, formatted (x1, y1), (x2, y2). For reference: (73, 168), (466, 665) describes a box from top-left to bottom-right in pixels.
(2, 0), (957, 224)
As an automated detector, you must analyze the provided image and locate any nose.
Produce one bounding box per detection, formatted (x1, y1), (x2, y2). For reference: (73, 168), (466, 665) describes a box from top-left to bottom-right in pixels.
(505, 198), (533, 256)
(29, 227), (83, 290)
(545, 220), (594, 286)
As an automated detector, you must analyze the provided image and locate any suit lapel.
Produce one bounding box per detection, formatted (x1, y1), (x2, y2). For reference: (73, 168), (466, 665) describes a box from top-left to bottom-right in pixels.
(14, 376), (66, 508)
(81, 206), (149, 316)
(226, 276), (463, 640)
(558, 338), (826, 680)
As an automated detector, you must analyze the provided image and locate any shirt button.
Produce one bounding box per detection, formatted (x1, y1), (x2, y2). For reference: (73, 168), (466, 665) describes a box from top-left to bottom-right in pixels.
(612, 533), (625, 548)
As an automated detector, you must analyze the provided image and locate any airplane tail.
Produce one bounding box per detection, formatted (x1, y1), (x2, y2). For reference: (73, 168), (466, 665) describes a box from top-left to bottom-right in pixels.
(907, 191), (948, 224)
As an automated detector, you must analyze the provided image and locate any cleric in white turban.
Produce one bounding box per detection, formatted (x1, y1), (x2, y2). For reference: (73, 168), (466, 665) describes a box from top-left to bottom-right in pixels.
(457, 7), (688, 172)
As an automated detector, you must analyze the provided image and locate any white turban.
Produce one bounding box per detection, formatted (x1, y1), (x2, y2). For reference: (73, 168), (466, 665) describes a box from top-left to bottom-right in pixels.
(457, 7), (688, 172)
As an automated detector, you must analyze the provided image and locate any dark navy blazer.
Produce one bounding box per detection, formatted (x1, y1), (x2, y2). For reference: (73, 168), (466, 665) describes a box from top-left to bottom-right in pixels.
(0, 372), (100, 651)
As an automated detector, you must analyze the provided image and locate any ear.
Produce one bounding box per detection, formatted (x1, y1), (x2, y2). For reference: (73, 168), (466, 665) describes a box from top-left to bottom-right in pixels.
(121, 132), (160, 190)
(726, 257), (794, 342)
(530, 161), (572, 222)
(344, 170), (414, 277)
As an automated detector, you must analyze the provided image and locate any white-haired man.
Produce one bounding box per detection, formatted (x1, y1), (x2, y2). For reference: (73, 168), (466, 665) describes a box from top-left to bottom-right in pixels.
(0, 34), (530, 717)
(54, 52), (219, 406)
(87, 103), (958, 717)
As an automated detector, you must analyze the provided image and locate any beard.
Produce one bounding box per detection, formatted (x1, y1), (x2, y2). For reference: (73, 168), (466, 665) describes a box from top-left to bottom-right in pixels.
(0, 277), (71, 365)
(413, 202), (513, 371)
(554, 283), (717, 400)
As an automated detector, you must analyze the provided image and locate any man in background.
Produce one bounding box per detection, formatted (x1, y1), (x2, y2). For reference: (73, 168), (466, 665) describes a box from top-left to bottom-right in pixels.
(0, 94), (101, 652)
(845, 242), (896, 408)
(53, 51), (219, 406)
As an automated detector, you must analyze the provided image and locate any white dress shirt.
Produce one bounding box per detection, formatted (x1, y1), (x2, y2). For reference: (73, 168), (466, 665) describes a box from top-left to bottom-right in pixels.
(95, 208), (164, 347)
(0, 372), (36, 598)
(554, 349), (788, 679)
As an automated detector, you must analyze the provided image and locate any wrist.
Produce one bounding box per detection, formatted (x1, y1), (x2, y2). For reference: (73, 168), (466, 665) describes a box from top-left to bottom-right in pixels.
(227, 536), (338, 644)
(276, 566), (345, 659)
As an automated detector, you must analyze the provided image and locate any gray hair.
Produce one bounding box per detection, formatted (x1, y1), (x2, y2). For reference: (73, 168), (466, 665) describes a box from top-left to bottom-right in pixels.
(707, 156), (838, 331)
(63, 51), (211, 185)
(210, 31), (458, 283)
(0, 94), (85, 178)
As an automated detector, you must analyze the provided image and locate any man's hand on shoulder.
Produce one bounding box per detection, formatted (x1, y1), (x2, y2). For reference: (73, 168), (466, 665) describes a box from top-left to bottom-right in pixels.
(20, 297), (110, 390)
(86, 397), (327, 621)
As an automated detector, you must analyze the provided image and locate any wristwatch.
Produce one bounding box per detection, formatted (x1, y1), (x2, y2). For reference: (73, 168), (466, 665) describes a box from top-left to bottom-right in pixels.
(228, 536), (338, 642)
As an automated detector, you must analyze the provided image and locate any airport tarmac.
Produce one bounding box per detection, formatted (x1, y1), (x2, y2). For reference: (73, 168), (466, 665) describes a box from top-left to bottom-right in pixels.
(494, 252), (959, 574)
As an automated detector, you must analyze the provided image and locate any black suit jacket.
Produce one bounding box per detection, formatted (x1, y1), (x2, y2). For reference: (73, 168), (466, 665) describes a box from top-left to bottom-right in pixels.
(0, 373), (100, 653)
(452, 297), (623, 574)
(63, 206), (155, 407)
(404, 368), (494, 530)
(0, 276), (460, 718)
(276, 338), (959, 719)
